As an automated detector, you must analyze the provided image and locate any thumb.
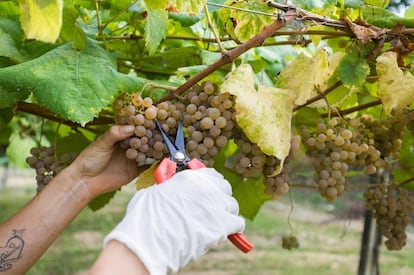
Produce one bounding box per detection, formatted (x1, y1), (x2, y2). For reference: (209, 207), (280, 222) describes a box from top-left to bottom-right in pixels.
(95, 125), (135, 151)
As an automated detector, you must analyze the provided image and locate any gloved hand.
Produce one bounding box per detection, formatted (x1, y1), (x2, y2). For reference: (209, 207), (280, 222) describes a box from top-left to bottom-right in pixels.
(103, 168), (245, 274)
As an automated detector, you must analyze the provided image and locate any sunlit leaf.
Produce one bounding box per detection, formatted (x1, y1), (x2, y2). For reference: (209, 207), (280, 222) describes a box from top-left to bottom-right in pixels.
(405, 4), (414, 18)
(6, 131), (38, 167)
(376, 51), (414, 114)
(221, 64), (295, 174)
(278, 48), (333, 106)
(144, 0), (205, 14)
(145, 8), (168, 54)
(19, 0), (63, 43)
(136, 161), (158, 190)
(219, 0), (275, 42)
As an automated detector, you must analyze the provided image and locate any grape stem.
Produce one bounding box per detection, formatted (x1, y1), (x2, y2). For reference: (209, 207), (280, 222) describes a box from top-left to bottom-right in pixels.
(287, 190), (295, 237)
(293, 81), (342, 112)
(397, 176), (414, 187)
(203, 3), (227, 55)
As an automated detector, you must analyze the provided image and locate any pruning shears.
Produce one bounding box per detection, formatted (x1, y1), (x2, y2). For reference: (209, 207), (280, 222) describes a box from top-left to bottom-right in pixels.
(154, 119), (253, 253)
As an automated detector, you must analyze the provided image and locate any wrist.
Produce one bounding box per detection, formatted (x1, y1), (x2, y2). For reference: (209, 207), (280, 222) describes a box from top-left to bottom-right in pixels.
(55, 163), (94, 205)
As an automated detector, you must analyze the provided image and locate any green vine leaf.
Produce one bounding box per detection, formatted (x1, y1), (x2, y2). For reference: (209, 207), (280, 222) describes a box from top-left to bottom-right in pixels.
(337, 53), (370, 87)
(362, 6), (414, 28)
(89, 190), (119, 211)
(376, 51), (414, 114)
(19, 0), (63, 43)
(0, 39), (144, 125)
(0, 18), (24, 63)
(145, 8), (168, 54)
(6, 131), (38, 167)
(221, 64), (295, 174)
(393, 130), (414, 190)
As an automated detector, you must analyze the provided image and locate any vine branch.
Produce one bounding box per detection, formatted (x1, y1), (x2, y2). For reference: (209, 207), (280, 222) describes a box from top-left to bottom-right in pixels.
(398, 176), (414, 187)
(321, 99), (383, 118)
(293, 81), (343, 112)
(159, 8), (298, 102)
(16, 101), (113, 130)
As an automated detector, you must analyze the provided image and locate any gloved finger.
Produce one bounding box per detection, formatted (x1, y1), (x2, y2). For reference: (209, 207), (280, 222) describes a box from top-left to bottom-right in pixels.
(225, 196), (240, 215)
(194, 168), (233, 195)
(221, 214), (245, 235)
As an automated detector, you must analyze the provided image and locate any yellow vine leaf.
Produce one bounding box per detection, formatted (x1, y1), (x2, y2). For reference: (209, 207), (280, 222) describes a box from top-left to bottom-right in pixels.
(144, 0), (205, 14)
(220, 64), (296, 175)
(136, 161), (159, 190)
(376, 51), (414, 114)
(19, 0), (63, 43)
(278, 48), (332, 106)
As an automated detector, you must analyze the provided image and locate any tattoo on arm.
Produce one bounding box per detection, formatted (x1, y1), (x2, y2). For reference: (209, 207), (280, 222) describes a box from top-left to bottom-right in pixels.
(0, 229), (25, 272)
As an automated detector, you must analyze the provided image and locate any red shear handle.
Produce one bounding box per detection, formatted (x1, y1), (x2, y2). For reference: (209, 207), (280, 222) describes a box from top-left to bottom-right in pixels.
(155, 158), (177, 184)
(228, 233), (253, 253)
(187, 158), (207, 169)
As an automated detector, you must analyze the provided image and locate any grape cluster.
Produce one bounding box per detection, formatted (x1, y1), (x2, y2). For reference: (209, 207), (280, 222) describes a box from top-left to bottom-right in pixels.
(26, 146), (77, 192)
(359, 110), (406, 159)
(282, 235), (300, 250)
(182, 81), (236, 167)
(364, 184), (413, 250)
(114, 81), (235, 168)
(300, 117), (385, 202)
(264, 156), (289, 199)
(232, 129), (271, 177)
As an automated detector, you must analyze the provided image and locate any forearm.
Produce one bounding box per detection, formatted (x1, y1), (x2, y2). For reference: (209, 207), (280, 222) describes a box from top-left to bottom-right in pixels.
(90, 240), (149, 275)
(0, 165), (90, 274)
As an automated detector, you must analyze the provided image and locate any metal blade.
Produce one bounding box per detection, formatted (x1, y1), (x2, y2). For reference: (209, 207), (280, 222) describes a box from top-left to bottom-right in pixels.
(155, 119), (178, 156)
(175, 120), (186, 152)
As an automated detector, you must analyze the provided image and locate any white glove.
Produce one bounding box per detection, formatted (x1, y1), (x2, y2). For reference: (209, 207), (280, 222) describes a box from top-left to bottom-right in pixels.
(103, 168), (245, 274)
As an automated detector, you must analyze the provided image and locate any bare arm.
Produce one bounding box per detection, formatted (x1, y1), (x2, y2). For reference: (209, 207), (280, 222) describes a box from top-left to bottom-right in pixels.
(89, 240), (149, 275)
(0, 125), (145, 274)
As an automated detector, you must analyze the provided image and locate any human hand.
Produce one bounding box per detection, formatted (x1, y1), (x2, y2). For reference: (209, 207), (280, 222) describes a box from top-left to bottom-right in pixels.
(69, 125), (143, 199)
(103, 168), (245, 274)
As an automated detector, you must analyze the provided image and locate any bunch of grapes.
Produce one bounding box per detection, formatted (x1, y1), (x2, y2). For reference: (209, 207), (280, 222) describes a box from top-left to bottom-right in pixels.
(359, 110), (407, 160)
(26, 146), (77, 192)
(364, 183), (413, 250)
(182, 82), (236, 167)
(300, 117), (385, 201)
(232, 129), (270, 177)
(113, 81), (235, 167)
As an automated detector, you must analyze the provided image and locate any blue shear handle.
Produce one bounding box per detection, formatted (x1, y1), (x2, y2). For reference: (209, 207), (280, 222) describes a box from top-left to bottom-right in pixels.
(155, 158), (177, 184)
